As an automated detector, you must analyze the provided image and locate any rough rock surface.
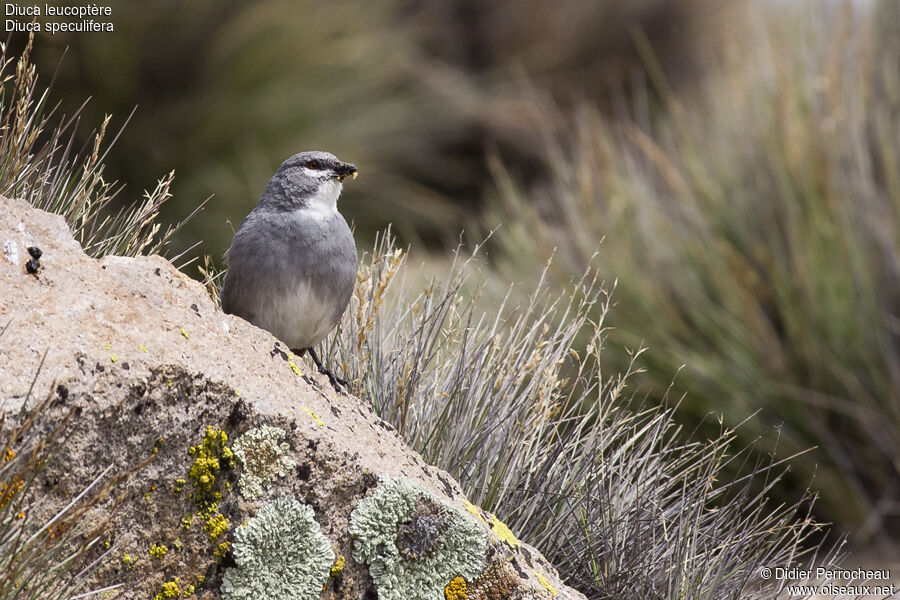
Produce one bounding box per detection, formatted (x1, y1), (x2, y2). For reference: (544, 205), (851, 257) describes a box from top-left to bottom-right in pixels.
(0, 195), (585, 600)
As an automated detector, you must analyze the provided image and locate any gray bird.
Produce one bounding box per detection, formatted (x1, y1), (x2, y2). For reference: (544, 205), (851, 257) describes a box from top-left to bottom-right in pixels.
(222, 151), (359, 391)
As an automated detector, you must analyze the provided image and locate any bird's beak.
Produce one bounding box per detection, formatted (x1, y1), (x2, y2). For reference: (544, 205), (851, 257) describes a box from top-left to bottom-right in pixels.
(335, 162), (358, 182)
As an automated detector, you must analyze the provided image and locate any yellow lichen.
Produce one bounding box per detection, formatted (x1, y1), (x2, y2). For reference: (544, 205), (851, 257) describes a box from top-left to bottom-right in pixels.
(153, 578), (180, 600)
(139, 344), (149, 352)
(462, 499), (487, 526)
(466, 559), (521, 600)
(535, 572), (557, 596)
(188, 426), (233, 501)
(302, 406), (325, 427)
(181, 584), (194, 597)
(149, 543), (168, 559)
(489, 513), (520, 548)
(213, 540), (231, 561)
(181, 328), (190, 339)
(204, 513), (229, 542)
(330, 555), (345, 578)
(445, 576), (468, 600)
(109, 354), (118, 363)
(121, 553), (137, 570)
(288, 353), (304, 377)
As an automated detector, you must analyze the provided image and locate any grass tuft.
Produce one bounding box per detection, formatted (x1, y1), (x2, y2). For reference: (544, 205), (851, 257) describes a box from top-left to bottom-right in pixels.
(320, 234), (828, 600)
(0, 347), (123, 599)
(0, 34), (201, 260)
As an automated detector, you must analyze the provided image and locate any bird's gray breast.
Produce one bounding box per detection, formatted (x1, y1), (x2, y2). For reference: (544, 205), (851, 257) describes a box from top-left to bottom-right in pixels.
(222, 207), (357, 349)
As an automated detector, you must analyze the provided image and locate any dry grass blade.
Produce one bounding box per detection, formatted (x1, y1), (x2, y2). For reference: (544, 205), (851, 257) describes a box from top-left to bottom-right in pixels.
(0, 35), (199, 261)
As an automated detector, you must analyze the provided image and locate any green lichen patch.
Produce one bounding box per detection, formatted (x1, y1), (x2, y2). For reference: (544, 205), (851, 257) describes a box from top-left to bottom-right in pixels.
(396, 496), (448, 559)
(231, 425), (296, 500)
(221, 495), (334, 600)
(349, 475), (487, 600)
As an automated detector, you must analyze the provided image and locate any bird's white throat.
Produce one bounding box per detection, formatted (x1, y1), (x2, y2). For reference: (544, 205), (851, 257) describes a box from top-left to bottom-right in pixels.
(302, 179), (342, 221)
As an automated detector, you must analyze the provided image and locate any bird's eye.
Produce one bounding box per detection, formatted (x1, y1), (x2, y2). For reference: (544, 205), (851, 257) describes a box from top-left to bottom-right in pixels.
(306, 159), (322, 170)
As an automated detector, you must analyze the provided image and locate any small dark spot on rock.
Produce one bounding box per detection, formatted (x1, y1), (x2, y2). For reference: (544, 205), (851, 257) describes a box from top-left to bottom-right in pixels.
(25, 258), (41, 274)
(307, 439), (318, 452)
(191, 303), (201, 317)
(214, 550), (236, 578)
(270, 345), (289, 361)
(332, 569), (345, 593)
(361, 470), (378, 492)
(521, 549), (534, 568)
(44, 476), (59, 487)
(134, 403), (144, 416)
(101, 264), (107, 270)
(227, 401), (248, 427)
(289, 421), (297, 431)
(436, 473), (454, 497)
(95, 363), (105, 373)
(55, 384), (68, 402)
(297, 463), (311, 481)
(73, 406), (82, 417)
(154, 267), (161, 276)
(363, 586), (378, 600)
(27, 246), (42, 259)
(122, 362), (130, 370)
(330, 406), (341, 417)
(510, 557), (528, 579)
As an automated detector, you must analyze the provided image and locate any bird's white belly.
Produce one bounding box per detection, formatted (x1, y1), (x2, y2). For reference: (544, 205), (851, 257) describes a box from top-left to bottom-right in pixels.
(258, 281), (338, 350)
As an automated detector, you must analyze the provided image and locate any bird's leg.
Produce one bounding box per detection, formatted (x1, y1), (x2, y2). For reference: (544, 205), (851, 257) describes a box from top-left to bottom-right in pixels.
(303, 347), (348, 393)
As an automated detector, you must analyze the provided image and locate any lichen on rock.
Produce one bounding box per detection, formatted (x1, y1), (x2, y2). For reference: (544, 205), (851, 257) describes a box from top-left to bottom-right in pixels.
(188, 425), (233, 507)
(221, 495), (334, 600)
(349, 475), (487, 600)
(467, 559), (522, 600)
(231, 425), (296, 500)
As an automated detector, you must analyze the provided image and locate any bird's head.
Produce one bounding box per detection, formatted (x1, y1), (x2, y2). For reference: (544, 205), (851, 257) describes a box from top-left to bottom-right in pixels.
(280, 151), (358, 183)
(263, 151), (358, 213)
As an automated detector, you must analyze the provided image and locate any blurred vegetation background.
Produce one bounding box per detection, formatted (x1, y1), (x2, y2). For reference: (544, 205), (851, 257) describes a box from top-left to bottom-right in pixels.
(8, 0), (899, 553)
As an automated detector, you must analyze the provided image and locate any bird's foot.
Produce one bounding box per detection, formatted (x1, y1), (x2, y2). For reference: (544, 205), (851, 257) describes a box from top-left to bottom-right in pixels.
(318, 367), (347, 394)
(297, 347), (348, 394)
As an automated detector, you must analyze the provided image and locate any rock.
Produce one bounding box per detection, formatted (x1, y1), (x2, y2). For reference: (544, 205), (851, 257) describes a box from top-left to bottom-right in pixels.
(0, 195), (585, 600)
